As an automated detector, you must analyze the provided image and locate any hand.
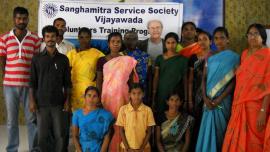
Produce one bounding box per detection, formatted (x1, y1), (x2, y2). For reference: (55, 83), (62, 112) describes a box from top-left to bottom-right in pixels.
(63, 102), (71, 112)
(203, 98), (213, 109)
(211, 98), (222, 108)
(257, 110), (267, 132)
(29, 100), (37, 113)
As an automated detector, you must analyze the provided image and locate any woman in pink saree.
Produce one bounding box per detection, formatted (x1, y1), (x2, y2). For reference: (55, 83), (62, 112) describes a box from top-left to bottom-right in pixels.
(101, 55), (138, 152)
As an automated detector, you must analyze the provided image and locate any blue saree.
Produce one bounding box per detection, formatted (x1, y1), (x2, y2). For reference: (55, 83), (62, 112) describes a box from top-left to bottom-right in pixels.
(195, 50), (239, 152)
(72, 109), (114, 152)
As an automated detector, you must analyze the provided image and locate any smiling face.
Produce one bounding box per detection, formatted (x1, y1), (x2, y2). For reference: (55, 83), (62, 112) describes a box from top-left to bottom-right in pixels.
(148, 20), (163, 39)
(44, 32), (57, 48)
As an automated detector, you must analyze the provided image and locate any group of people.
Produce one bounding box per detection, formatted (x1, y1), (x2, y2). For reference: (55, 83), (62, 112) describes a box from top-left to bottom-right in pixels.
(0, 6), (270, 152)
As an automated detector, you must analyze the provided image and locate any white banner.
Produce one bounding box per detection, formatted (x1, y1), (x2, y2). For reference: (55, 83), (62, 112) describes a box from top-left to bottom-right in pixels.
(38, 0), (183, 40)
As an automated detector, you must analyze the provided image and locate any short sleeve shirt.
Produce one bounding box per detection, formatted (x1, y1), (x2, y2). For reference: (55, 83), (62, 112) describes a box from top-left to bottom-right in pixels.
(116, 103), (155, 149)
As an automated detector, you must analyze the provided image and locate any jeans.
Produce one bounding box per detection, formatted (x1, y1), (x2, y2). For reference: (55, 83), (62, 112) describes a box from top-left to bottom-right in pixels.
(4, 86), (37, 152)
(37, 106), (65, 152)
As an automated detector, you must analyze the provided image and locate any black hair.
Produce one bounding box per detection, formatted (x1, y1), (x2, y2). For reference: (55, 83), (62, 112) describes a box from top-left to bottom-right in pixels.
(213, 27), (229, 38)
(42, 25), (59, 37)
(53, 18), (66, 26)
(166, 90), (184, 102)
(198, 30), (212, 41)
(129, 83), (144, 93)
(181, 21), (196, 31)
(78, 27), (92, 37)
(84, 86), (100, 97)
(124, 31), (138, 37)
(13, 7), (29, 17)
(165, 91), (184, 112)
(164, 32), (179, 42)
(246, 23), (267, 45)
(108, 32), (122, 42)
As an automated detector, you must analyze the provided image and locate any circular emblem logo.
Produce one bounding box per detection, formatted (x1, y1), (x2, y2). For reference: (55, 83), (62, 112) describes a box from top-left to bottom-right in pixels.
(43, 3), (58, 18)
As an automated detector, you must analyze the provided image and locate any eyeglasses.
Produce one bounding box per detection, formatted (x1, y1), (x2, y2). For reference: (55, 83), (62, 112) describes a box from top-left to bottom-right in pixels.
(246, 32), (261, 38)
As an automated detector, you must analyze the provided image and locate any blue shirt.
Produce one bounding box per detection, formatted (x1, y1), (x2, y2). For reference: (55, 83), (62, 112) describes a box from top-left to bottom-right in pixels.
(72, 109), (114, 152)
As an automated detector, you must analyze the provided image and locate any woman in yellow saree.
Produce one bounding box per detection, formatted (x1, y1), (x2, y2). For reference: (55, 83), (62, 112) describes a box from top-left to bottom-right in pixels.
(67, 27), (104, 111)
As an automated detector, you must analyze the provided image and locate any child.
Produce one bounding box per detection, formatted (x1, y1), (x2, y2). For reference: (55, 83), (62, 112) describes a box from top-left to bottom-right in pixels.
(155, 91), (194, 152)
(116, 83), (156, 152)
(72, 86), (114, 152)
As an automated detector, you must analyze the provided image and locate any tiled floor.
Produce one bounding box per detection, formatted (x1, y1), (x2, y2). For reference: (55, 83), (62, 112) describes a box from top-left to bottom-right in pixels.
(0, 125), (29, 152)
(0, 125), (75, 152)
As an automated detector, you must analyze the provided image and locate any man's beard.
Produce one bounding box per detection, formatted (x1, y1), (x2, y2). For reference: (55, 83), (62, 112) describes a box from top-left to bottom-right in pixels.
(15, 24), (27, 30)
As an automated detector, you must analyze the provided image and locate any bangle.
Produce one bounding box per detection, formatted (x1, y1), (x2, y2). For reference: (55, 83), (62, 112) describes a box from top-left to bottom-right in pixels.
(260, 108), (265, 112)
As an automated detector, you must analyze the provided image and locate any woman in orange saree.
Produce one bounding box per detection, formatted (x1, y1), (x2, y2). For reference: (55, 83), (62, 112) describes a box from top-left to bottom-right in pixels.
(178, 22), (202, 58)
(222, 23), (270, 152)
(101, 56), (138, 152)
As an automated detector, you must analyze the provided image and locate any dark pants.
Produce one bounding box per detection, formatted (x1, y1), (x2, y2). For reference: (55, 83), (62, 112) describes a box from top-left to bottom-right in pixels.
(63, 112), (72, 152)
(37, 106), (64, 152)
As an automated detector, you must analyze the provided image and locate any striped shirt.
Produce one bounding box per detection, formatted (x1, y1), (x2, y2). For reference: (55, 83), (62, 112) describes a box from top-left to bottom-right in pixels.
(0, 30), (41, 86)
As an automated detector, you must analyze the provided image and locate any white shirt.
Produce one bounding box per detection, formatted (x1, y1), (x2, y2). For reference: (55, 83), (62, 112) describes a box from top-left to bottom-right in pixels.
(40, 39), (74, 55)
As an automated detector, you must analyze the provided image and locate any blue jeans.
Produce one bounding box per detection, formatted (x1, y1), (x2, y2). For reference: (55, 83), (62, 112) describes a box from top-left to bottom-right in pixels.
(4, 86), (37, 152)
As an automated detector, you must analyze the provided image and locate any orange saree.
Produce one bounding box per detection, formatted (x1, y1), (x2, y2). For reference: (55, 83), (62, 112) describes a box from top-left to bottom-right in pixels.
(179, 42), (202, 58)
(222, 48), (270, 152)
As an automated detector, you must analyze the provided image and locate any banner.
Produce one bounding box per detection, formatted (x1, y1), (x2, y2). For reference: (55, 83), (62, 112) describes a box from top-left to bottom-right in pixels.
(39, 0), (183, 40)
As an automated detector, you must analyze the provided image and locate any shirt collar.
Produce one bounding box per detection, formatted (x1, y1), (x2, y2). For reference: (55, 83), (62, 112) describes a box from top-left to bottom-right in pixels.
(10, 29), (31, 37)
(127, 102), (144, 112)
(57, 39), (66, 46)
(41, 47), (59, 56)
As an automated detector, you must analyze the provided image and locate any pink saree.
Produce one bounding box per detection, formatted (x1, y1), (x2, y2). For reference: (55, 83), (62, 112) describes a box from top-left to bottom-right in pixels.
(101, 56), (138, 152)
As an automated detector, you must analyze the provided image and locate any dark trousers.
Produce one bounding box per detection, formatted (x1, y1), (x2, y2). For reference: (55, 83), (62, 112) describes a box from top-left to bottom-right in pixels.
(37, 106), (64, 152)
(63, 112), (71, 152)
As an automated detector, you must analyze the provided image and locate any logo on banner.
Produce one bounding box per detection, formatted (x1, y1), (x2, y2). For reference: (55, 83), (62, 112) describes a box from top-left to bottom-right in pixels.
(43, 3), (58, 18)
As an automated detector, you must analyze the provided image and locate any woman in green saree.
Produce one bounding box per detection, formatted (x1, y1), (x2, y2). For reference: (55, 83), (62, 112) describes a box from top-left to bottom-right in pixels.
(153, 32), (188, 113)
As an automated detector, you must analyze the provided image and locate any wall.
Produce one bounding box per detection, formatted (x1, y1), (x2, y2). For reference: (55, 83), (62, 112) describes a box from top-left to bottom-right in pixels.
(225, 0), (270, 53)
(0, 0), (269, 124)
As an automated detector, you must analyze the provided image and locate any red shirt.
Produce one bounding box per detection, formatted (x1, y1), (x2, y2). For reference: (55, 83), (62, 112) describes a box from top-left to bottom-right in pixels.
(0, 30), (41, 86)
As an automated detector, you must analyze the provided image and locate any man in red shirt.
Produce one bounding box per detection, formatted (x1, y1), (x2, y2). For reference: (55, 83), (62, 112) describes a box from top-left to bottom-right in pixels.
(0, 6), (41, 152)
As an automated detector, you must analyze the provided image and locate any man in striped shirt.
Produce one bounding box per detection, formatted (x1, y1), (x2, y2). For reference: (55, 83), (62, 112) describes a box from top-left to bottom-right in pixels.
(0, 7), (41, 152)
